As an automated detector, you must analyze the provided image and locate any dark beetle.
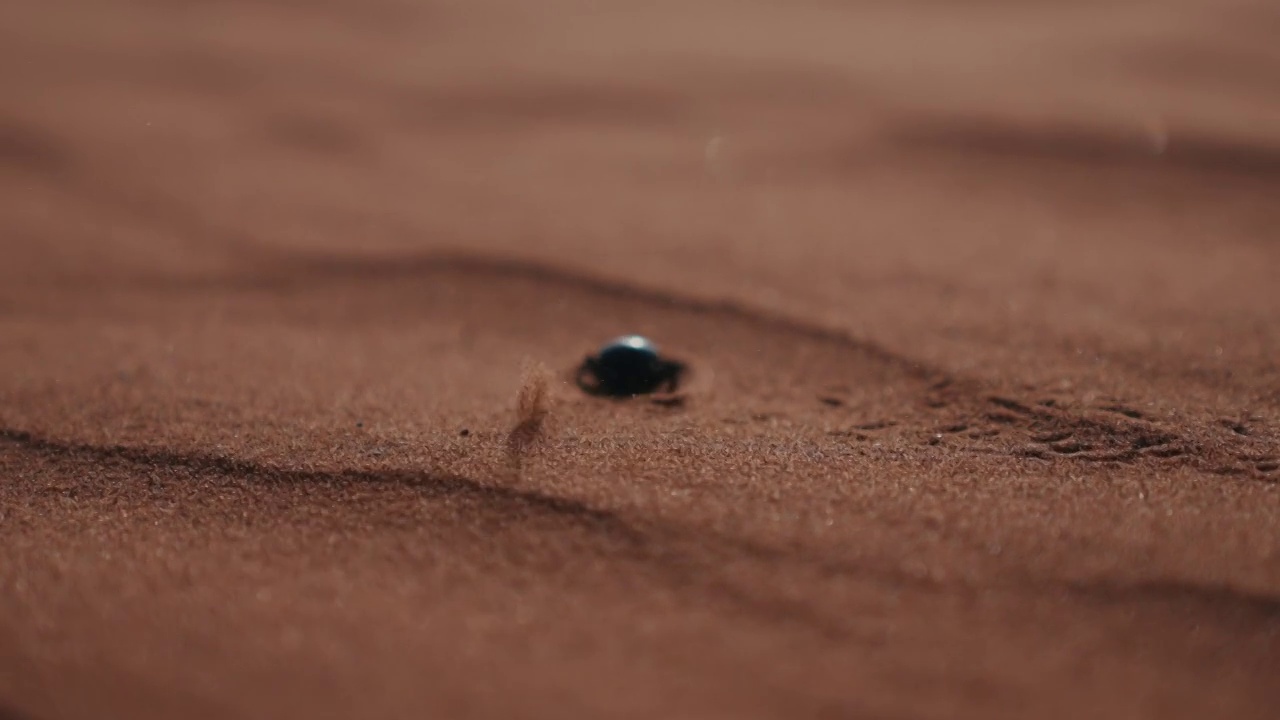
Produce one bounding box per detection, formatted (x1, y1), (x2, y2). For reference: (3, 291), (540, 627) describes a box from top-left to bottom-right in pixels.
(575, 335), (685, 397)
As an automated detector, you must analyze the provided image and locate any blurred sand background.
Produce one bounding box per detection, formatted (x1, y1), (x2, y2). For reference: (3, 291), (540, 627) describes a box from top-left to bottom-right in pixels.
(1, 1), (1278, 718)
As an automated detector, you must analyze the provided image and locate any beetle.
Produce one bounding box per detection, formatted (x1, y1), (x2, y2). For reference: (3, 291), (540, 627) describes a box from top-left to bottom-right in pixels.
(575, 335), (686, 397)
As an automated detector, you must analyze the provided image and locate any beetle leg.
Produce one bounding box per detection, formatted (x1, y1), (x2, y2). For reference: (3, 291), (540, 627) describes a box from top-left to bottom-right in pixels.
(574, 357), (601, 393)
(660, 360), (683, 392)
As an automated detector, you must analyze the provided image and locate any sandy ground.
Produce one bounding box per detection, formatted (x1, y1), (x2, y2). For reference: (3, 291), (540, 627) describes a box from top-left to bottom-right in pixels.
(2, 0), (1279, 718)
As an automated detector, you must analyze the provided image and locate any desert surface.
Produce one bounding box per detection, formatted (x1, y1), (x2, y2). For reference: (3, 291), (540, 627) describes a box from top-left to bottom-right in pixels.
(1, 0), (1278, 718)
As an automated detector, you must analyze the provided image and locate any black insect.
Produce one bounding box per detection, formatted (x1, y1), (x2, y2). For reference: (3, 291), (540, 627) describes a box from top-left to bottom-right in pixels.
(575, 335), (686, 397)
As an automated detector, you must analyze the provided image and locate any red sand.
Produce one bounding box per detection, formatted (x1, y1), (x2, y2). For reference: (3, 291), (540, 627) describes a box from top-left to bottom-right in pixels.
(2, 1), (1278, 718)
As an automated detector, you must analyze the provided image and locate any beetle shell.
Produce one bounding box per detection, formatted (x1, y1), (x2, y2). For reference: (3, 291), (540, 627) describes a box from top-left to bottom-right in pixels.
(599, 335), (659, 358)
(583, 335), (673, 396)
